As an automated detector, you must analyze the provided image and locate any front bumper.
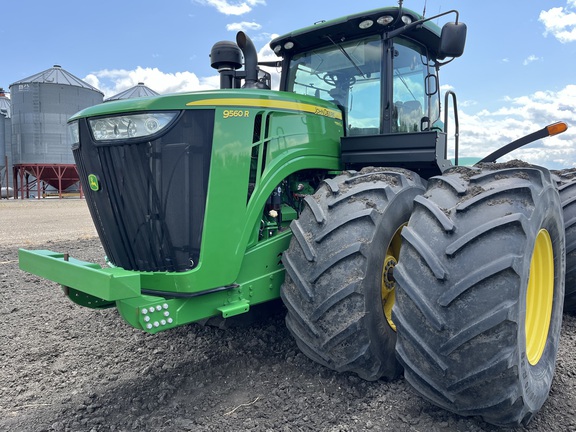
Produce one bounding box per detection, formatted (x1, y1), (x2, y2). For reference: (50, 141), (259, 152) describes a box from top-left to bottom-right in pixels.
(19, 249), (141, 301)
(18, 239), (286, 334)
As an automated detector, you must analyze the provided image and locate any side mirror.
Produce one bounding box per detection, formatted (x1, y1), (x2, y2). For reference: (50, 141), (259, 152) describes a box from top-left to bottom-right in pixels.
(438, 22), (467, 59)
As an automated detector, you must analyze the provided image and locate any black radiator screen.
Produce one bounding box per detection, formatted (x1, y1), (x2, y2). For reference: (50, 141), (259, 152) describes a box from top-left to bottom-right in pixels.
(74, 110), (214, 272)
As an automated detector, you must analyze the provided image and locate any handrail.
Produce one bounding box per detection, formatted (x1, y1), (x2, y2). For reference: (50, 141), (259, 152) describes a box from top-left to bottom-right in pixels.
(444, 90), (459, 165)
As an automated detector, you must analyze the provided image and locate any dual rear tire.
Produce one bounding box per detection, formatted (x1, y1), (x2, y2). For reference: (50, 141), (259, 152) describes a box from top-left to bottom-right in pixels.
(281, 164), (565, 426)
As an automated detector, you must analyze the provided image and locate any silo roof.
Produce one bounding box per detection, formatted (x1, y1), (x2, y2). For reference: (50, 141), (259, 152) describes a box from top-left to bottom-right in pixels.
(10, 65), (103, 95)
(105, 82), (159, 101)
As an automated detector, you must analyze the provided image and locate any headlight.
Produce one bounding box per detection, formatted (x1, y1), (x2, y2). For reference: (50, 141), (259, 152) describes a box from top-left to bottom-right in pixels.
(88, 112), (178, 141)
(68, 120), (80, 149)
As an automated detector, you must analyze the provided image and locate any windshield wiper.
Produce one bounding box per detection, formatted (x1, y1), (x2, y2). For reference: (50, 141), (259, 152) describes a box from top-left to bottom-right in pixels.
(394, 69), (418, 101)
(326, 35), (366, 78)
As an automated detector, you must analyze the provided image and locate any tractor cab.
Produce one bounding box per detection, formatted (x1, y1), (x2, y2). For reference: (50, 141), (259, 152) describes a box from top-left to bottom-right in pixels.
(270, 6), (466, 176)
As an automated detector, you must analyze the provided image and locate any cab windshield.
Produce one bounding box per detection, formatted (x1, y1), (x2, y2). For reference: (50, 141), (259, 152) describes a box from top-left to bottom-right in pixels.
(285, 36), (438, 135)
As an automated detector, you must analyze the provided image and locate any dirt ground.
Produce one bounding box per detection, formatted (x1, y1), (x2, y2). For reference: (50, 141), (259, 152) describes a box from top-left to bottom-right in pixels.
(1, 199), (576, 432)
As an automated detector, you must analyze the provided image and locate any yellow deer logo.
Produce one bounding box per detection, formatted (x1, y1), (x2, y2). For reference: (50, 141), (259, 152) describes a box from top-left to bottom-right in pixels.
(88, 174), (100, 192)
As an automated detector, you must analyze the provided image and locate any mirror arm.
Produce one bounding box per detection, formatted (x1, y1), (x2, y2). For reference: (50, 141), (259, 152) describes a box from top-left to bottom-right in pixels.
(384, 9), (460, 40)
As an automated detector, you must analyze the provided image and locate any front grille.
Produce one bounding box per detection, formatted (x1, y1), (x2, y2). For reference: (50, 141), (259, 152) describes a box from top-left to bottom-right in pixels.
(74, 110), (214, 272)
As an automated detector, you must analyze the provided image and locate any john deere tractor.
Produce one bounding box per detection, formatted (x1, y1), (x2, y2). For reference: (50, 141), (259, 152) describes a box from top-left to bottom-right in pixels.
(19, 4), (572, 427)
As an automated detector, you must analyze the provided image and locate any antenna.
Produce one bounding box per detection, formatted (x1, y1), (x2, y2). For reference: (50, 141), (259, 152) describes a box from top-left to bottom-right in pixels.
(423, 0), (427, 17)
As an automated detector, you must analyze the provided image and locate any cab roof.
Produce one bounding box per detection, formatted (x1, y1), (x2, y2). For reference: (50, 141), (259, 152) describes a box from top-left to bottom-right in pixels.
(270, 7), (443, 58)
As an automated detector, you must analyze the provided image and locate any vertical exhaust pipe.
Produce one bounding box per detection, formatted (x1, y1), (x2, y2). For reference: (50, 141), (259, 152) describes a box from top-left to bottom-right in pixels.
(236, 31), (259, 88)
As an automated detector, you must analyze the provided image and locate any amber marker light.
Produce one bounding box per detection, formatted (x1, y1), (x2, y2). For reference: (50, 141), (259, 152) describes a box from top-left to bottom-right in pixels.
(547, 121), (568, 136)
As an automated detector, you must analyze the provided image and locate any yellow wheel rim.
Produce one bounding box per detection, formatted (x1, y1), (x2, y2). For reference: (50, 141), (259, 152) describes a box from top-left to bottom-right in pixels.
(382, 225), (404, 331)
(525, 229), (554, 366)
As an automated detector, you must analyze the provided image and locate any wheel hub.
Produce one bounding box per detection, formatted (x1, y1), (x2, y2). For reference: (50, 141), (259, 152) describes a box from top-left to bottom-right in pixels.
(383, 256), (397, 290)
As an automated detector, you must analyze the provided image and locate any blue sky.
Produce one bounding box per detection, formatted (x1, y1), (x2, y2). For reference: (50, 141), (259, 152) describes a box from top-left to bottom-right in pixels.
(1, 0), (575, 168)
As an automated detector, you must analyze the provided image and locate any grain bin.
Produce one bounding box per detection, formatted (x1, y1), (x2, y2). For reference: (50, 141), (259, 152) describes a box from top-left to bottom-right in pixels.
(105, 82), (159, 101)
(9, 65), (104, 165)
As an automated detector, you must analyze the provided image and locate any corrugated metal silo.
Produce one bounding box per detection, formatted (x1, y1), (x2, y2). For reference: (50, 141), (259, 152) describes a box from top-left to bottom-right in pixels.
(105, 82), (159, 101)
(9, 65), (104, 165)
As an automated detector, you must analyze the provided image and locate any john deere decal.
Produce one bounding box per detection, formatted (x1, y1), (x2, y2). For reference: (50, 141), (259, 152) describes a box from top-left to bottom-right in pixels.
(88, 174), (100, 191)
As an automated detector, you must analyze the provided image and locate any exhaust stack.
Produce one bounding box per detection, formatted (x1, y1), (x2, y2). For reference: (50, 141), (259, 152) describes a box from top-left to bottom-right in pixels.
(236, 31), (260, 89)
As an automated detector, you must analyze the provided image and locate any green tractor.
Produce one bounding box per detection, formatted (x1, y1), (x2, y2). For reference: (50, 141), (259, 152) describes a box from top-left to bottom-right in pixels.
(19, 4), (572, 427)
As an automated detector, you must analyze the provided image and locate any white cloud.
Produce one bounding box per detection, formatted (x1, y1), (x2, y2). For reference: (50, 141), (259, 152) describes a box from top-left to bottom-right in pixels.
(84, 66), (219, 98)
(250, 31), (276, 43)
(459, 99), (478, 108)
(447, 85), (576, 169)
(522, 55), (541, 66)
(539, 1), (576, 43)
(193, 0), (265, 16)
(226, 21), (262, 32)
(256, 34), (281, 88)
(256, 34), (279, 62)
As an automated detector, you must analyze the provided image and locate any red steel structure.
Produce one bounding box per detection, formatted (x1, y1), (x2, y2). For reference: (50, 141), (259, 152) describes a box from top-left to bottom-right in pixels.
(12, 163), (83, 199)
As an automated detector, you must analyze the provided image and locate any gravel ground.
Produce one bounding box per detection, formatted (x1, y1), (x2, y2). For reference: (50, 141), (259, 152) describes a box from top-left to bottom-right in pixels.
(1, 199), (576, 431)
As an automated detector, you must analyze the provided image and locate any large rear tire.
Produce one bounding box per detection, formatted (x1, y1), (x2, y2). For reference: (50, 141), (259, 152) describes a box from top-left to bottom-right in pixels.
(553, 170), (576, 312)
(281, 168), (425, 380)
(393, 164), (565, 426)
